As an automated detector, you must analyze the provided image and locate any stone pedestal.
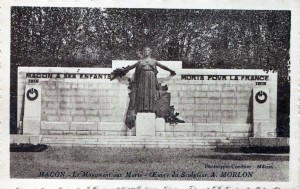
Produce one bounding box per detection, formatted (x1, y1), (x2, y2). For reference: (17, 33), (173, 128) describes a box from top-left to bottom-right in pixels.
(23, 85), (42, 135)
(253, 87), (275, 137)
(251, 87), (276, 146)
(136, 113), (156, 136)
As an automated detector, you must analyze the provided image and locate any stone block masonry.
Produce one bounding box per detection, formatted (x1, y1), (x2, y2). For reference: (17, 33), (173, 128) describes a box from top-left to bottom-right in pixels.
(18, 64), (277, 141)
(169, 81), (263, 125)
(39, 80), (128, 124)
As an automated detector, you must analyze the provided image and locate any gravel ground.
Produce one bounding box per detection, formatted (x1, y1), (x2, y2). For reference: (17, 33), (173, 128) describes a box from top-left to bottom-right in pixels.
(10, 146), (289, 181)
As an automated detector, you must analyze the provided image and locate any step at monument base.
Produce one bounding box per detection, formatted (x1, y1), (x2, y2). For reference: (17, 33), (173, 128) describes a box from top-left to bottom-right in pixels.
(41, 135), (250, 148)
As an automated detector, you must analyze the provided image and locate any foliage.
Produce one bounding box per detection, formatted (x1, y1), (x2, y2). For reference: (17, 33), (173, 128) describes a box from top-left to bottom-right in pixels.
(11, 8), (290, 70)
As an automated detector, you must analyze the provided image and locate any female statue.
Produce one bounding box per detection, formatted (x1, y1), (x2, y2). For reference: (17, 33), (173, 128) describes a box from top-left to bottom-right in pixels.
(111, 47), (176, 128)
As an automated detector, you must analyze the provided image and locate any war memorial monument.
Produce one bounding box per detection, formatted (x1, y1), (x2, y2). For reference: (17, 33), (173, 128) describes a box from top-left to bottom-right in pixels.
(7, 6), (294, 184)
(13, 52), (283, 148)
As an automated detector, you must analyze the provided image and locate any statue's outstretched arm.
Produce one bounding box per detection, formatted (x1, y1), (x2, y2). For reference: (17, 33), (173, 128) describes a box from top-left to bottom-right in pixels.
(124, 62), (139, 72)
(110, 62), (139, 80)
(156, 61), (176, 75)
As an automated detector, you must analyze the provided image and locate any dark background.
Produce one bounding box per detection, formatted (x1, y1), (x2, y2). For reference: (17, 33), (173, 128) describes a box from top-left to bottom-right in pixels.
(10, 7), (291, 136)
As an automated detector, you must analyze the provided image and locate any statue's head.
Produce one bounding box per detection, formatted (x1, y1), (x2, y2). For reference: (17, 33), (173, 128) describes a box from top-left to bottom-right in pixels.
(143, 47), (152, 57)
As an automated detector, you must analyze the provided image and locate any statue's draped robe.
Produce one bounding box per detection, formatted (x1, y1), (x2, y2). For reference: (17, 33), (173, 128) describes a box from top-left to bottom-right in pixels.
(125, 59), (158, 128)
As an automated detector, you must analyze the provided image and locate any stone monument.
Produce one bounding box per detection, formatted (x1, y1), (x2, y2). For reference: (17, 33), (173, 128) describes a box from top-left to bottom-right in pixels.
(15, 65), (281, 148)
(110, 47), (184, 136)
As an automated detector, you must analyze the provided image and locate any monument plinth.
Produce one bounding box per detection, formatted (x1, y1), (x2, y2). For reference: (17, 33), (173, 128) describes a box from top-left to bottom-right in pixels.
(136, 113), (156, 136)
(23, 85), (42, 135)
(249, 87), (282, 147)
(253, 87), (275, 137)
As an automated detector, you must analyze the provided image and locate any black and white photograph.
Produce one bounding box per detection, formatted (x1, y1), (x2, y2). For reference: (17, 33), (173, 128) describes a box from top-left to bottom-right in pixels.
(1, 0), (299, 188)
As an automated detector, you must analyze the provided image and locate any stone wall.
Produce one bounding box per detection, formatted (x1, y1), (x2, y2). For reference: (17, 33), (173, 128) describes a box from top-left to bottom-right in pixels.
(40, 81), (128, 123)
(17, 62), (277, 138)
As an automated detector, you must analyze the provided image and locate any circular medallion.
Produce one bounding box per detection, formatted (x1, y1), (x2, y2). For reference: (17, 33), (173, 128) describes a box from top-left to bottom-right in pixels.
(26, 88), (39, 101)
(255, 90), (267, 104)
